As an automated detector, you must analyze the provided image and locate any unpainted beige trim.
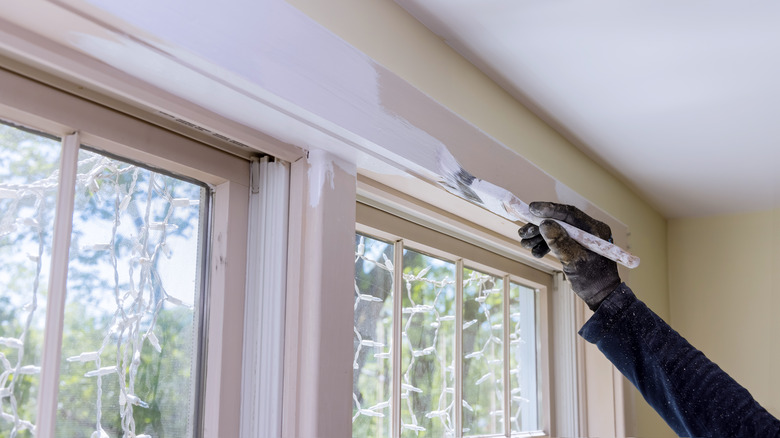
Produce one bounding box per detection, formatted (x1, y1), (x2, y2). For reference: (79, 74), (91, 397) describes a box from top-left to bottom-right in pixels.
(203, 181), (250, 437)
(357, 203), (552, 290)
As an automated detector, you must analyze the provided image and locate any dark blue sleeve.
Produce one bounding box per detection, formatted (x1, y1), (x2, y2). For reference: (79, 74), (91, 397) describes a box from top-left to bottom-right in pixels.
(579, 283), (780, 438)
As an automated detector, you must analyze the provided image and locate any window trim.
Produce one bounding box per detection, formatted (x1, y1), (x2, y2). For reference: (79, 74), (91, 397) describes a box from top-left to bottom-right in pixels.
(239, 157), (291, 437)
(1, 3), (633, 432)
(356, 201), (553, 437)
(0, 67), (251, 437)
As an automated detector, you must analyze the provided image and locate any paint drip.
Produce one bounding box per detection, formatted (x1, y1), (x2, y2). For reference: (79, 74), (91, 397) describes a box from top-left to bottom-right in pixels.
(308, 149), (335, 207)
(306, 149), (356, 207)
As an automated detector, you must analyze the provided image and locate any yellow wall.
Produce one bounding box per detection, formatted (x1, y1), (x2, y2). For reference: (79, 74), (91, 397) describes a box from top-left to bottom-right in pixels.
(669, 210), (780, 421)
(285, 0), (672, 436)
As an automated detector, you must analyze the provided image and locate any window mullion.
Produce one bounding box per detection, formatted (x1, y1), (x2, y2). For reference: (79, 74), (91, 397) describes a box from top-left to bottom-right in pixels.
(503, 275), (511, 437)
(392, 239), (403, 438)
(240, 157), (290, 437)
(36, 132), (80, 437)
(455, 259), (464, 438)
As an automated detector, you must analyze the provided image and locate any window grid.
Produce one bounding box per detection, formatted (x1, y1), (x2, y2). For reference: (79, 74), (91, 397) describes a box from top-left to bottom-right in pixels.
(392, 239), (403, 437)
(454, 259), (463, 438)
(1, 68), (254, 437)
(1, 121), (210, 437)
(354, 232), (540, 438)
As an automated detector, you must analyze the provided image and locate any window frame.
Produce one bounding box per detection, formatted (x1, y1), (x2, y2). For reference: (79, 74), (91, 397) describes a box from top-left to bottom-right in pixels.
(1, 2), (634, 433)
(0, 66), (251, 437)
(356, 200), (553, 438)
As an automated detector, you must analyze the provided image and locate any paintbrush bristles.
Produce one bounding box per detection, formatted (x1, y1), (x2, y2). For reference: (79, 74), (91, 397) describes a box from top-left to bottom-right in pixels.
(436, 146), (483, 205)
(434, 145), (640, 269)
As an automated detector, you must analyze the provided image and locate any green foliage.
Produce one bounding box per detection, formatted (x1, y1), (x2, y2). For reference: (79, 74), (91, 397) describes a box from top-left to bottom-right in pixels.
(54, 305), (194, 438)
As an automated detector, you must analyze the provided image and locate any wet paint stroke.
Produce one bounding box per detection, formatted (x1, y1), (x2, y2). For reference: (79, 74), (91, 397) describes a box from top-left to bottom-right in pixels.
(69, 0), (630, 240)
(307, 149), (356, 208)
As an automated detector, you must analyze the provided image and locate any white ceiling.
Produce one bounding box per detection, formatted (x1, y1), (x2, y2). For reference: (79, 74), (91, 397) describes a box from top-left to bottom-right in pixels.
(396, 0), (780, 218)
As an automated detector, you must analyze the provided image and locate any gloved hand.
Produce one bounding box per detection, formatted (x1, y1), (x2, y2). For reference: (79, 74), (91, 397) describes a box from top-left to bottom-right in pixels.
(518, 201), (621, 311)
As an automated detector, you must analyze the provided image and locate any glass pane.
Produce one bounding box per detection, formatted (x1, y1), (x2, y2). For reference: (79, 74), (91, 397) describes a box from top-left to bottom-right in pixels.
(400, 248), (456, 438)
(509, 282), (538, 433)
(353, 234), (394, 438)
(56, 148), (206, 437)
(462, 269), (504, 437)
(0, 122), (61, 437)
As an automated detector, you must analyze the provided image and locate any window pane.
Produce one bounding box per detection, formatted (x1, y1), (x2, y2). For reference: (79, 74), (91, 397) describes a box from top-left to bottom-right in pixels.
(462, 268), (504, 436)
(509, 282), (538, 432)
(0, 122), (61, 437)
(353, 234), (394, 438)
(400, 249), (456, 438)
(56, 148), (206, 437)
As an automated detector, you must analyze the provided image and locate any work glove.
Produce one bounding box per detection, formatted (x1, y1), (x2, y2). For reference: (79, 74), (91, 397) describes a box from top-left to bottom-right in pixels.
(518, 202), (621, 311)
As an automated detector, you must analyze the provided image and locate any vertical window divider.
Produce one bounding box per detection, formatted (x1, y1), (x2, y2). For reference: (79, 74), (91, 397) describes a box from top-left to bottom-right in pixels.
(503, 275), (511, 437)
(240, 157), (290, 438)
(392, 239), (403, 438)
(36, 131), (80, 437)
(454, 259), (464, 438)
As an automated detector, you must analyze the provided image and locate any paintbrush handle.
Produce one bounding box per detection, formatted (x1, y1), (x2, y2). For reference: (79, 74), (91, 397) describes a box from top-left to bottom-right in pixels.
(434, 145), (639, 268)
(553, 220), (641, 269)
(505, 198), (641, 269)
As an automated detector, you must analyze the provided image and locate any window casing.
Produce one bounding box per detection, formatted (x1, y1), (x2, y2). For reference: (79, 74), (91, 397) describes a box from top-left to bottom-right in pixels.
(355, 202), (552, 438)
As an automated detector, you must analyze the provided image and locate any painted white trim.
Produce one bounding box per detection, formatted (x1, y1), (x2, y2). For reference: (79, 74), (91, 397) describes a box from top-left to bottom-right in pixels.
(35, 132), (80, 438)
(0, 1), (634, 433)
(503, 276), (512, 437)
(392, 239), (403, 438)
(612, 366), (627, 438)
(576, 300), (591, 436)
(281, 158), (306, 438)
(240, 158), (291, 438)
(454, 259), (464, 438)
(550, 273), (580, 438)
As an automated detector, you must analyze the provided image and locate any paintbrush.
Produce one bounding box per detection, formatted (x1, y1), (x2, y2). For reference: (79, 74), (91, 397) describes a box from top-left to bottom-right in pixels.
(436, 146), (640, 269)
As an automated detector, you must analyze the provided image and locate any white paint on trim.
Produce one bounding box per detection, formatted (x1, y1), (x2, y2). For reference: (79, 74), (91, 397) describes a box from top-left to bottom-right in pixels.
(307, 149), (357, 207)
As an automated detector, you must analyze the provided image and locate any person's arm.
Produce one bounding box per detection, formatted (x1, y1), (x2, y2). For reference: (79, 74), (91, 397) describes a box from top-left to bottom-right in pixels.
(520, 202), (780, 437)
(582, 282), (780, 437)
